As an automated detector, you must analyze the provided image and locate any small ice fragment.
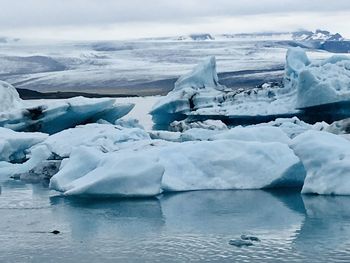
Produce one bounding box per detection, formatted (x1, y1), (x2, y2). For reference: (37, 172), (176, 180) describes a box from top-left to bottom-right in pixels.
(229, 239), (253, 247)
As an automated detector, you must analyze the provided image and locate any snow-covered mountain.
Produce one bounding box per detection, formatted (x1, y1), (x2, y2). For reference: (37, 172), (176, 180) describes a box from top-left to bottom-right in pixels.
(142, 29), (347, 43)
(178, 33), (215, 41)
(292, 29), (344, 42)
(217, 29), (347, 42)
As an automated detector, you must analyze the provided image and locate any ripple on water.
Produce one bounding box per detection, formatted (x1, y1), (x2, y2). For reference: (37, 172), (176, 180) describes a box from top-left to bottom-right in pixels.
(1, 184), (350, 262)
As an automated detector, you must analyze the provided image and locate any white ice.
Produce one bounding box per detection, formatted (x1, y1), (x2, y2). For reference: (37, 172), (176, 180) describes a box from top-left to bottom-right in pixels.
(37, 123), (150, 158)
(0, 87), (134, 134)
(291, 131), (350, 195)
(50, 133), (305, 195)
(151, 48), (350, 125)
(0, 81), (22, 112)
(50, 146), (164, 197)
(0, 127), (48, 162)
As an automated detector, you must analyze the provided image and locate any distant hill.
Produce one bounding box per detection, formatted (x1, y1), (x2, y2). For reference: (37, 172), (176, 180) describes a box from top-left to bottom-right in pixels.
(173, 30), (350, 53)
(178, 34), (215, 41)
(292, 29), (344, 41)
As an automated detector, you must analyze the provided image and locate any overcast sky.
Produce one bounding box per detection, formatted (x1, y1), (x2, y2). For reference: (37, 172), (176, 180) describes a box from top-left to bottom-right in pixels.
(1, 0), (350, 40)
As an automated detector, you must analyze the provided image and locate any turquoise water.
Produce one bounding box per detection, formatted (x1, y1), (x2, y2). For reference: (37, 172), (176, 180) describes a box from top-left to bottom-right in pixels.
(1, 180), (350, 262)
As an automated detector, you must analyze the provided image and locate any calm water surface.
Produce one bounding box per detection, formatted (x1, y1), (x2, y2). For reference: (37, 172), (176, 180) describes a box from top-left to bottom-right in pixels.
(1, 180), (350, 263)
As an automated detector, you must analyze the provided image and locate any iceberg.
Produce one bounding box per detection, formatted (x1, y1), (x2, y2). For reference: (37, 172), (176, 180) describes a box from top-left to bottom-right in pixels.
(296, 55), (350, 109)
(0, 81), (22, 112)
(0, 123), (151, 181)
(150, 56), (226, 125)
(0, 127), (48, 162)
(150, 55), (299, 126)
(151, 48), (350, 127)
(169, 120), (227, 132)
(50, 147), (164, 197)
(50, 137), (305, 196)
(0, 144), (51, 179)
(0, 81), (134, 134)
(157, 139), (305, 191)
(291, 131), (350, 195)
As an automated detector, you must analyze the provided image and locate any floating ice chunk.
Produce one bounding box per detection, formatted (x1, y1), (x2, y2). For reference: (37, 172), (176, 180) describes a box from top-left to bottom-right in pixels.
(151, 48), (350, 126)
(0, 81), (22, 112)
(151, 54), (300, 126)
(285, 47), (311, 81)
(149, 130), (182, 142)
(170, 120), (227, 132)
(291, 131), (350, 195)
(49, 135), (304, 196)
(114, 118), (144, 129)
(150, 57), (225, 125)
(0, 127), (48, 162)
(49, 147), (104, 192)
(229, 239), (253, 247)
(0, 96), (134, 134)
(296, 55), (350, 108)
(180, 128), (220, 141)
(158, 139), (304, 191)
(0, 145), (51, 179)
(174, 56), (224, 91)
(50, 146), (164, 197)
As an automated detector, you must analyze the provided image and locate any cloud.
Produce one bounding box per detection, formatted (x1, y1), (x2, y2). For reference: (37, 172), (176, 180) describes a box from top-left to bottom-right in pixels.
(1, 0), (350, 26)
(0, 0), (349, 39)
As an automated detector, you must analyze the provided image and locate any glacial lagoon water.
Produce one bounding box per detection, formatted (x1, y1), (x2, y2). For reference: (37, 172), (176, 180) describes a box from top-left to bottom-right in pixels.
(1, 180), (350, 263)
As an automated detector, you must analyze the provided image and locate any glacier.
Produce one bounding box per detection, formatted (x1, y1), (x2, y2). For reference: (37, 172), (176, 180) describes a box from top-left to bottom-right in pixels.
(151, 48), (350, 127)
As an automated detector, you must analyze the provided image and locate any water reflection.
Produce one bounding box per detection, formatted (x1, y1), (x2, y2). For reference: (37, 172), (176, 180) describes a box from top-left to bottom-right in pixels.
(160, 189), (305, 236)
(46, 189), (306, 240)
(2, 182), (350, 262)
(293, 195), (350, 255)
(49, 196), (165, 240)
